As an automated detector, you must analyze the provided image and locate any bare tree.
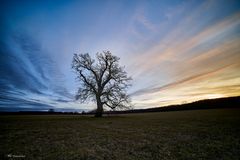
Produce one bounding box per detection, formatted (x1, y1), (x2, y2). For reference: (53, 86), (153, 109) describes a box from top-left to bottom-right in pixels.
(72, 51), (132, 117)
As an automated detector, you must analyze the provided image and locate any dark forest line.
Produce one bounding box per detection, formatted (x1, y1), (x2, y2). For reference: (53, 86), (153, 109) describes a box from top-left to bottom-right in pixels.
(104, 96), (240, 114)
(1, 96), (239, 115)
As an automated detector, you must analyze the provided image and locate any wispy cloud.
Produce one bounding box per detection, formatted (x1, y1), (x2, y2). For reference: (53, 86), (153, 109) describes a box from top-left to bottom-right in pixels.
(131, 63), (240, 107)
(0, 30), (74, 110)
(134, 8), (157, 32)
(131, 63), (238, 96)
(128, 2), (240, 107)
(130, 11), (240, 77)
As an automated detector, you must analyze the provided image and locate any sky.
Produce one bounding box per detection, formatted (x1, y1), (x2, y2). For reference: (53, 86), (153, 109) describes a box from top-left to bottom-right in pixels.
(0, 0), (240, 111)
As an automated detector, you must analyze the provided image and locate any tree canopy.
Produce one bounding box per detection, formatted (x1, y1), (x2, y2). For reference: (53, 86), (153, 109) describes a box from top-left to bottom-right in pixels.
(72, 51), (132, 117)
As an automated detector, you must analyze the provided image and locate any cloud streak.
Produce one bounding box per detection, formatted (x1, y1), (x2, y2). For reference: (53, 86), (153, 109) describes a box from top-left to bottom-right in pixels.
(131, 63), (239, 96)
(0, 29), (74, 111)
(127, 1), (240, 107)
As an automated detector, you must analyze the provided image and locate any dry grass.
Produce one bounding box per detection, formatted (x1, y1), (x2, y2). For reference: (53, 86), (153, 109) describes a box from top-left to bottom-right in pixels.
(0, 108), (240, 160)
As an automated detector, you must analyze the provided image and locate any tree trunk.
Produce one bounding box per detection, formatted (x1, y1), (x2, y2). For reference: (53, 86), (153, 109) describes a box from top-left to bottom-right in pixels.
(95, 96), (103, 117)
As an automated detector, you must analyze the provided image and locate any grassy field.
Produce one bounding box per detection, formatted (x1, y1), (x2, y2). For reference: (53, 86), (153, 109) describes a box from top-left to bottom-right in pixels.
(0, 109), (240, 160)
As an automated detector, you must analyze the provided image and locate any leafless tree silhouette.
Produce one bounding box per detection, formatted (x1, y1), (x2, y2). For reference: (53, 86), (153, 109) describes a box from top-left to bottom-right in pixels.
(72, 51), (132, 117)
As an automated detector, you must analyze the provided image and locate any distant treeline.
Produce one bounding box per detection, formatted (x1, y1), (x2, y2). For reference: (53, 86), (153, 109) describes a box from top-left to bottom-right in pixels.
(0, 111), (81, 115)
(0, 96), (239, 115)
(103, 96), (240, 114)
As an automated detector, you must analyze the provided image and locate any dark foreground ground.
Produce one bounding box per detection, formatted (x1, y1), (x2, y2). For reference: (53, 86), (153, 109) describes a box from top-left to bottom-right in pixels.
(0, 109), (240, 160)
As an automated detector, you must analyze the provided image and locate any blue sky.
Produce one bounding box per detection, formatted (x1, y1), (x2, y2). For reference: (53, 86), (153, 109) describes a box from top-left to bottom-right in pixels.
(1, 0), (240, 111)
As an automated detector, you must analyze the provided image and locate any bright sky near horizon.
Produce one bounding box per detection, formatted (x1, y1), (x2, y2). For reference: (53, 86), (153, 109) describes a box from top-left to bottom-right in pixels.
(0, 0), (240, 111)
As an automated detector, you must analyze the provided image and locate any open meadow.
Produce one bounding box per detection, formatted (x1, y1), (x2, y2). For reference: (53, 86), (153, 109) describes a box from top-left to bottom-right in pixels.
(1, 108), (240, 160)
